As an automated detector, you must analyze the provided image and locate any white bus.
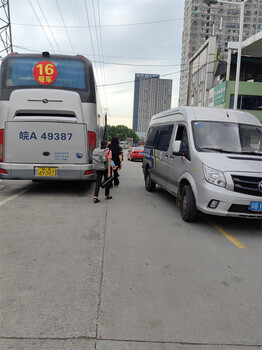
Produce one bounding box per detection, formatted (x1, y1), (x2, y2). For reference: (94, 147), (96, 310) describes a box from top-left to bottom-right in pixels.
(0, 51), (106, 181)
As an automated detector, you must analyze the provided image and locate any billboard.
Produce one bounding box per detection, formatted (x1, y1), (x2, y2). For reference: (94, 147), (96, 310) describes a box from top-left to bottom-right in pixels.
(214, 81), (226, 106)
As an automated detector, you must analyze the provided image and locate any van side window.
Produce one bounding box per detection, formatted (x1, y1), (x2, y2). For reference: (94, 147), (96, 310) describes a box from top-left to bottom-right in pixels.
(181, 128), (189, 152)
(175, 125), (190, 160)
(175, 125), (184, 141)
(145, 127), (159, 147)
(157, 124), (174, 152)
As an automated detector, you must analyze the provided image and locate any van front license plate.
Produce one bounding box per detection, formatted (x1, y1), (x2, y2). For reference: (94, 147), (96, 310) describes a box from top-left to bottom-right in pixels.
(249, 201), (262, 212)
(37, 167), (56, 177)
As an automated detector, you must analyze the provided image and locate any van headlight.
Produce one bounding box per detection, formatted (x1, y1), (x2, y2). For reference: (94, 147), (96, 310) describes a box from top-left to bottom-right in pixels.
(203, 164), (226, 188)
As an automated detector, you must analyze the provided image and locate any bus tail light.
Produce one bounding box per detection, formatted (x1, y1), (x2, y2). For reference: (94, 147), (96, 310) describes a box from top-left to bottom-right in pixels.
(0, 129), (4, 162)
(84, 170), (94, 176)
(88, 131), (96, 154)
(0, 168), (7, 174)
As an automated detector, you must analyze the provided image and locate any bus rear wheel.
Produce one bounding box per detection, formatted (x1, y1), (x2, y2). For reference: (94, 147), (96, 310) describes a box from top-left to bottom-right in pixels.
(180, 184), (198, 222)
(145, 169), (156, 192)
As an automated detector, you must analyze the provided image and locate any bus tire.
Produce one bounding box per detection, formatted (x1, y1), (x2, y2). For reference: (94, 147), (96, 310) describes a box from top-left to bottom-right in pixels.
(180, 184), (198, 222)
(145, 169), (156, 192)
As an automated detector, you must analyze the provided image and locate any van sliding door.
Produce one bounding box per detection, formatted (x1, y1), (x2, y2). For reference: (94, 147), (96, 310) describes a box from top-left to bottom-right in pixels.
(167, 124), (191, 194)
(154, 124), (174, 189)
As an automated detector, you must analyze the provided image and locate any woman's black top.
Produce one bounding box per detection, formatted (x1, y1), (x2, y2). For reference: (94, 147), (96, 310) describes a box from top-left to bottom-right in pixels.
(109, 145), (122, 167)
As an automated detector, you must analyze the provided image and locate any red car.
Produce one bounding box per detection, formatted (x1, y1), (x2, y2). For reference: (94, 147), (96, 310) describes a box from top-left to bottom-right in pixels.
(128, 147), (144, 161)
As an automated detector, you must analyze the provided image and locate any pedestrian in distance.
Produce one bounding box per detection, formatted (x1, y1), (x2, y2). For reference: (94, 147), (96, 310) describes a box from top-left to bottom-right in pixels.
(93, 140), (114, 203)
(109, 136), (123, 186)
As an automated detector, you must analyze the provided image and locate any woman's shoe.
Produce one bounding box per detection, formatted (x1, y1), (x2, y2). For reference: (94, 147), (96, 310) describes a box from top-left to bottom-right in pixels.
(93, 197), (100, 203)
(105, 195), (112, 200)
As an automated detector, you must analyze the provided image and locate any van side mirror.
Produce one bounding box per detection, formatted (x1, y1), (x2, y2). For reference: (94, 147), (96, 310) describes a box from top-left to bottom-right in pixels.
(172, 140), (182, 154)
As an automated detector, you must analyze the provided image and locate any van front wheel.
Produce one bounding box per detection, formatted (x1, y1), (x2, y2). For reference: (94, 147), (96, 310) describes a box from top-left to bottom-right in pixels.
(145, 169), (156, 192)
(180, 184), (198, 222)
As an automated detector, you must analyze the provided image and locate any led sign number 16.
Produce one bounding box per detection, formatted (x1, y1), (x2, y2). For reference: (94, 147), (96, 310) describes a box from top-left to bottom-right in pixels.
(33, 61), (57, 85)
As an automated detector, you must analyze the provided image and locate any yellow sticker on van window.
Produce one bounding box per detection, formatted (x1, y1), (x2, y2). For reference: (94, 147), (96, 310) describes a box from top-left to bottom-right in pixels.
(153, 149), (157, 169)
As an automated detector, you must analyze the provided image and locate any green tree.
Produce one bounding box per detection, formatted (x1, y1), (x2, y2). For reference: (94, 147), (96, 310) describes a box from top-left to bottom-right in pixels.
(107, 125), (116, 140)
(107, 124), (139, 144)
(128, 129), (139, 144)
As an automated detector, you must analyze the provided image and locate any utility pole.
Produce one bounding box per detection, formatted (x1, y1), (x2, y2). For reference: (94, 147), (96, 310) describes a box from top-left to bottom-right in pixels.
(0, 0), (13, 60)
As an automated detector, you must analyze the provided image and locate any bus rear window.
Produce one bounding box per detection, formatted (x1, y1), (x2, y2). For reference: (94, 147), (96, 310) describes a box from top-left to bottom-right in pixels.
(4, 57), (86, 90)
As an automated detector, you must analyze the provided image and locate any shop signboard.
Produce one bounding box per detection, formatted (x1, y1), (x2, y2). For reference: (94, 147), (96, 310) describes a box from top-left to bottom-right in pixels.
(214, 81), (226, 106)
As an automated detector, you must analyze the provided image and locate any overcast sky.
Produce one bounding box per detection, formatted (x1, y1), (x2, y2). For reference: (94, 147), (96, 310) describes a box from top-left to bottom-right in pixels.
(8, 0), (184, 128)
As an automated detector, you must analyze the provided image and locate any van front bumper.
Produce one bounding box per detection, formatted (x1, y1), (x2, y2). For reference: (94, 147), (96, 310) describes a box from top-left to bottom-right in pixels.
(196, 179), (262, 219)
(0, 162), (96, 181)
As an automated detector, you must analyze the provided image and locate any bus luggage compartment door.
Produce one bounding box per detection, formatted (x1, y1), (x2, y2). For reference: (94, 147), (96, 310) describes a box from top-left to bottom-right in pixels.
(4, 121), (88, 164)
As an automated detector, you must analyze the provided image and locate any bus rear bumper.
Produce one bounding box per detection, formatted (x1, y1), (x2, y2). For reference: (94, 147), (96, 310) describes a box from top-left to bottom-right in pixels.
(0, 163), (96, 181)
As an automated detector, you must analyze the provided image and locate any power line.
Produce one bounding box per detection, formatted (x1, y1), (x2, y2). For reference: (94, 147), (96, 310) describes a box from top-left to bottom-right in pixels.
(93, 54), (179, 61)
(13, 43), (179, 61)
(12, 43), (182, 67)
(12, 44), (218, 80)
(96, 0), (108, 108)
(27, 0), (55, 52)
(55, 0), (74, 53)
(92, 60), (181, 67)
(84, 0), (96, 63)
(91, 0), (103, 89)
(13, 44), (180, 66)
(97, 71), (181, 88)
(97, 59), (221, 87)
(36, 0), (62, 53)
(12, 17), (183, 28)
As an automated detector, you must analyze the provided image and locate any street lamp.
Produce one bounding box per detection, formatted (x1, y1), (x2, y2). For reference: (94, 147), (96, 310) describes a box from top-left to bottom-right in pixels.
(204, 0), (245, 110)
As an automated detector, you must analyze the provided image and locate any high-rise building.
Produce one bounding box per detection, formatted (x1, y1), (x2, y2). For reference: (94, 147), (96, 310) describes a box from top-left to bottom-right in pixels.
(179, 0), (262, 106)
(132, 73), (172, 133)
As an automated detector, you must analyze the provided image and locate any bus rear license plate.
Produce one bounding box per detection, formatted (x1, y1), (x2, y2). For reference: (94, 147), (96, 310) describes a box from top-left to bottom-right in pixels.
(37, 167), (56, 176)
(249, 201), (262, 212)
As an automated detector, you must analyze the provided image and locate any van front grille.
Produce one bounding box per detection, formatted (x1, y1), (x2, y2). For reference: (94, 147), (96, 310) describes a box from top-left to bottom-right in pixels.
(228, 204), (262, 215)
(229, 204), (252, 213)
(231, 175), (262, 197)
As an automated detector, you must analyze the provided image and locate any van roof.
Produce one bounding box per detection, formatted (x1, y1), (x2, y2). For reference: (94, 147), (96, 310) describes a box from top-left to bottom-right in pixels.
(150, 107), (261, 126)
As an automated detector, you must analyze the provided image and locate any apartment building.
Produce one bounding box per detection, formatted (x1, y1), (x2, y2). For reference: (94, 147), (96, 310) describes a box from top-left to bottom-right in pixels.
(179, 0), (262, 106)
(132, 73), (172, 133)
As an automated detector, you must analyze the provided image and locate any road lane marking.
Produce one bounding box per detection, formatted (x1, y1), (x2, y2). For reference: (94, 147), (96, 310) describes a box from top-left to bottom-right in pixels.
(0, 188), (30, 207)
(210, 221), (248, 249)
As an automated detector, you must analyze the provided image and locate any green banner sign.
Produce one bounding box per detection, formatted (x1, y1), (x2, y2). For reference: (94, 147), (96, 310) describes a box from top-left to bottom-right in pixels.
(214, 81), (226, 106)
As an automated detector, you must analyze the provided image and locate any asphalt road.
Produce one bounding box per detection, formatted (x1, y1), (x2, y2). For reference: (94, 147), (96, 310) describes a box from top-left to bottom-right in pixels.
(0, 156), (261, 350)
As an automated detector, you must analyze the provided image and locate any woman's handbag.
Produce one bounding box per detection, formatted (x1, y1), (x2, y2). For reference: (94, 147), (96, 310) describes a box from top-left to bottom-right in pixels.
(101, 175), (114, 188)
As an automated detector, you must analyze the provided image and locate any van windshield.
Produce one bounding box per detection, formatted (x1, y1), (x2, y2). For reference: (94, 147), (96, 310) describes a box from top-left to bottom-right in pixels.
(192, 121), (262, 155)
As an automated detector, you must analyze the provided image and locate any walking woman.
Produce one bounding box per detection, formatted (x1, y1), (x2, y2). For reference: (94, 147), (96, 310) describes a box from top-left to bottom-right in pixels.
(93, 140), (113, 203)
(108, 136), (123, 186)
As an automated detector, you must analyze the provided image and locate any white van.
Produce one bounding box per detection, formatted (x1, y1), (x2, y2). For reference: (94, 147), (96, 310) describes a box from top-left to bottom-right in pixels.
(142, 107), (262, 221)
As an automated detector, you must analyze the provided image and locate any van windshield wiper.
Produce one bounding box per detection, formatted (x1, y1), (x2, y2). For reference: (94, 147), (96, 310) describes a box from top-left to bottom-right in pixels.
(202, 147), (233, 154)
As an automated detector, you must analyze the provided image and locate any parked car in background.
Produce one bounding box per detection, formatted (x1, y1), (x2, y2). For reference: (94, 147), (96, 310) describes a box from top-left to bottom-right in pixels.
(128, 147), (144, 161)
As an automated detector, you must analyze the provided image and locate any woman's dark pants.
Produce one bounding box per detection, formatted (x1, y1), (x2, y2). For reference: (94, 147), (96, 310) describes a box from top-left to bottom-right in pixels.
(94, 170), (110, 197)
